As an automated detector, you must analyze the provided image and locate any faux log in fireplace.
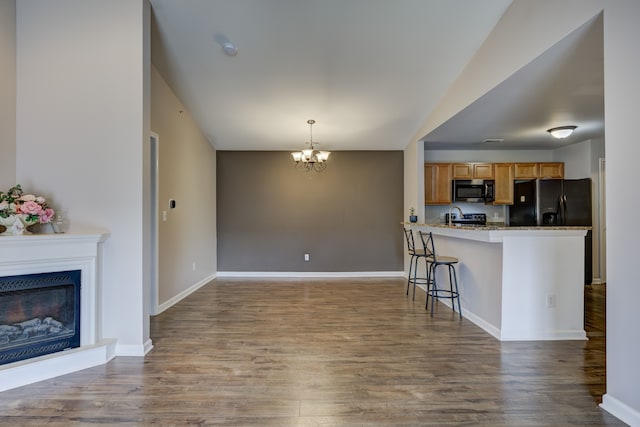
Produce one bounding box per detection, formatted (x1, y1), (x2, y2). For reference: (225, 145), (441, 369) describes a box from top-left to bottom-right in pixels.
(0, 270), (81, 365)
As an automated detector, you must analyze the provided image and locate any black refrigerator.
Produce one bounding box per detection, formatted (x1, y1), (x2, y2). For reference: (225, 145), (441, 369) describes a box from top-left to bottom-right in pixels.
(509, 178), (592, 284)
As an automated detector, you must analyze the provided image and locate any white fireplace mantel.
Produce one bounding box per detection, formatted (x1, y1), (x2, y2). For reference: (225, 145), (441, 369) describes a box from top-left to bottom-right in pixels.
(0, 229), (113, 392)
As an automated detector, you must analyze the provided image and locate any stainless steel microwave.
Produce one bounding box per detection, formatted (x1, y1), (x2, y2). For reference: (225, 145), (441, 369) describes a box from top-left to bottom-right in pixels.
(452, 179), (495, 203)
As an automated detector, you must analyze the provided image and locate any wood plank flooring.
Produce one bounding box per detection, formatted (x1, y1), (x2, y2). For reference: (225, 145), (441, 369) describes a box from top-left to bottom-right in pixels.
(0, 279), (625, 426)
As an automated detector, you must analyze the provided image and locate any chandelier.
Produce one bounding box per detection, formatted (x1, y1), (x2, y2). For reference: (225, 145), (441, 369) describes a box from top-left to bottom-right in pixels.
(291, 119), (331, 172)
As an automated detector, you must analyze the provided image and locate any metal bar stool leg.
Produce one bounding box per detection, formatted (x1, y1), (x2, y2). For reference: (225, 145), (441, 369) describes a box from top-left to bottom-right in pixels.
(429, 265), (439, 317)
(450, 264), (462, 319)
(412, 254), (420, 301)
(447, 265), (455, 315)
(418, 255), (432, 302)
(406, 254), (415, 296)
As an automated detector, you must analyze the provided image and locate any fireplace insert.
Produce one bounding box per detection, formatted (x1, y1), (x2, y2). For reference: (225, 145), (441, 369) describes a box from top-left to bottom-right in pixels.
(0, 270), (81, 365)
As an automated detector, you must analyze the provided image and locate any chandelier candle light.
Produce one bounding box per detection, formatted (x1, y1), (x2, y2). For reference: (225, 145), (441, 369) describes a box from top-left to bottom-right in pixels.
(291, 119), (331, 172)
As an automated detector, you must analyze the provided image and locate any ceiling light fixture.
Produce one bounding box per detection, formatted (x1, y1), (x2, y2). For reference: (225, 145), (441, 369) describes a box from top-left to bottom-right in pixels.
(222, 42), (238, 56)
(547, 126), (577, 139)
(291, 119), (330, 172)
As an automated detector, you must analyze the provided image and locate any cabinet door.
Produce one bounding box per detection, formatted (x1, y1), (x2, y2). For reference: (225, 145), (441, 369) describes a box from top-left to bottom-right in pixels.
(493, 163), (514, 204)
(514, 163), (539, 179)
(425, 163), (452, 205)
(473, 163), (494, 179)
(539, 162), (564, 179)
(452, 163), (473, 179)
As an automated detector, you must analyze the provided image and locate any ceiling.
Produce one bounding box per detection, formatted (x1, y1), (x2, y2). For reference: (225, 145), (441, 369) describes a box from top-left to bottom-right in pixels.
(423, 13), (604, 150)
(149, 1), (603, 152)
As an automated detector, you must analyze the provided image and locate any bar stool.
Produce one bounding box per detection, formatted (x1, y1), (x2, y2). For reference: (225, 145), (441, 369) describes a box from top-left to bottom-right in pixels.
(403, 227), (430, 300)
(418, 231), (462, 319)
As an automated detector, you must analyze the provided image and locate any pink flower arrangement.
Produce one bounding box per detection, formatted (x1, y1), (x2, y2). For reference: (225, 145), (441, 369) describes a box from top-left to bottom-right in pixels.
(0, 184), (55, 224)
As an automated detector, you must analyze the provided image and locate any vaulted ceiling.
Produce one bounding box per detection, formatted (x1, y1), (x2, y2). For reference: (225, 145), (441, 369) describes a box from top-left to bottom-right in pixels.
(149, 1), (603, 152)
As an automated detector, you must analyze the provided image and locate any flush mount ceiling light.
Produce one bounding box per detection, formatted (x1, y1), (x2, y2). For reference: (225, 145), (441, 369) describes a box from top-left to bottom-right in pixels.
(547, 126), (577, 139)
(222, 42), (237, 56)
(291, 119), (331, 172)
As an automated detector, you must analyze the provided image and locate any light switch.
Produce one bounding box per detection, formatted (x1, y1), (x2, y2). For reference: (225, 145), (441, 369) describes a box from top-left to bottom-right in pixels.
(162, 211), (167, 221)
(520, 195), (526, 202)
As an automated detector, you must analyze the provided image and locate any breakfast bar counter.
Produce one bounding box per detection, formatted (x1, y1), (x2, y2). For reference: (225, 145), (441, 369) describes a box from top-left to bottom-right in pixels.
(404, 222), (590, 341)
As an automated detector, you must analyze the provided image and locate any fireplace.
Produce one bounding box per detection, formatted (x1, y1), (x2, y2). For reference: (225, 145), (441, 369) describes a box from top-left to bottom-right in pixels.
(0, 231), (110, 392)
(0, 270), (81, 365)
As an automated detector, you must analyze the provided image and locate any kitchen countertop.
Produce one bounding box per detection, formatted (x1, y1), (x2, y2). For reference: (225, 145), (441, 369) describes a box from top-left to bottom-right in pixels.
(402, 221), (591, 231)
(402, 222), (590, 243)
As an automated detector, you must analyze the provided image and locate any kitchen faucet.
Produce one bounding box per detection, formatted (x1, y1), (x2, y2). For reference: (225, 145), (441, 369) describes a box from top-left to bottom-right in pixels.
(448, 205), (464, 226)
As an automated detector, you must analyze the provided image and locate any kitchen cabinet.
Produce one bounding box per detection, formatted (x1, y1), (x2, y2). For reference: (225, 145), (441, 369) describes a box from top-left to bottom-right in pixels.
(426, 161), (563, 205)
(493, 163), (514, 205)
(514, 162), (564, 179)
(513, 163), (538, 179)
(538, 162), (564, 178)
(452, 162), (494, 179)
(425, 163), (452, 205)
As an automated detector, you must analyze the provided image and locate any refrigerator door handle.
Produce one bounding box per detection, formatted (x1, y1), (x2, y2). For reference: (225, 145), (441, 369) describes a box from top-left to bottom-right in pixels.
(561, 194), (568, 225)
(558, 195), (564, 225)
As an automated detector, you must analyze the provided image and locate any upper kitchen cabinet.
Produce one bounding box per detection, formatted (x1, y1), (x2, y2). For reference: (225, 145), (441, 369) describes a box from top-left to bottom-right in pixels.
(452, 162), (495, 180)
(538, 162), (564, 179)
(493, 163), (514, 205)
(514, 162), (564, 179)
(425, 163), (452, 205)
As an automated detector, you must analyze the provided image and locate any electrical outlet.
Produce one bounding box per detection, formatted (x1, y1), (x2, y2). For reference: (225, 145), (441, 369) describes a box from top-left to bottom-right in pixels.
(162, 211), (167, 221)
(304, 254), (310, 262)
(546, 293), (556, 308)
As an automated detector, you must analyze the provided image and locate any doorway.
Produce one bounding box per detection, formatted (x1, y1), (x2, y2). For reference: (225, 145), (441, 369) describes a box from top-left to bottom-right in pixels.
(598, 157), (606, 283)
(149, 132), (159, 315)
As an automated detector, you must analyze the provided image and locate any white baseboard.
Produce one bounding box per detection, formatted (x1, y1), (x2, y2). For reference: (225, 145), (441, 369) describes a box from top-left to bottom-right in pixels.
(155, 273), (217, 314)
(216, 271), (404, 278)
(416, 289), (502, 340)
(115, 339), (154, 357)
(0, 339), (117, 392)
(412, 285), (586, 341)
(600, 393), (640, 426)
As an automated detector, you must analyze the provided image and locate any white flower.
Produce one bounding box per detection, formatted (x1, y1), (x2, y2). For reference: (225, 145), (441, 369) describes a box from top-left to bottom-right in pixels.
(0, 201), (8, 210)
(35, 196), (46, 204)
(19, 194), (36, 202)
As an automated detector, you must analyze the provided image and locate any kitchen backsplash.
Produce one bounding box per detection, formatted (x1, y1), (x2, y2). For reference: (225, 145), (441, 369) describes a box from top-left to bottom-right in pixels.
(424, 202), (507, 224)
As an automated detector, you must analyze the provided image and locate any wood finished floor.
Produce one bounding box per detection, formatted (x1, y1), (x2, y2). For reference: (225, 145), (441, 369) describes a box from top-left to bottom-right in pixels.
(0, 279), (624, 426)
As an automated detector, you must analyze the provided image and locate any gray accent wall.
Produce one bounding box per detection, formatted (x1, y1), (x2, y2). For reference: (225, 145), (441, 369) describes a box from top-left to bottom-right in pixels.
(217, 151), (403, 272)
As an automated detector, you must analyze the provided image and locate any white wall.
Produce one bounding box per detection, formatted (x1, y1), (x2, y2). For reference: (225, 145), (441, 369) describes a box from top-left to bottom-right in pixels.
(150, 66), (217, 310)
(404, 140), (424, 221)
(406, 1), (639, 424)
(425, 149), (554, 163)
(0, 0), (16, 188)
(602, 1), (640, 423)
(554, 141), (592, 179)
(16, 0), (151, 356)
